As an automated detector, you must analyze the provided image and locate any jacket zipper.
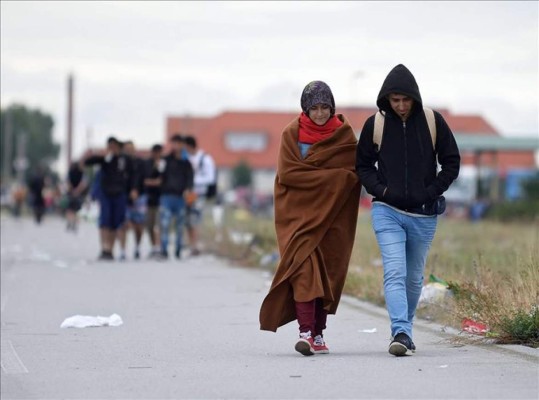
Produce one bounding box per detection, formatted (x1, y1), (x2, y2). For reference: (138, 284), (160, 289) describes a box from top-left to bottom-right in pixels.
(403, 121), (408, 205)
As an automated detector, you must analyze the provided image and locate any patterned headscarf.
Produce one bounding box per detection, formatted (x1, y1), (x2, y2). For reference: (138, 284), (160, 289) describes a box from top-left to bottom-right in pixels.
(300, 81), (335, 116)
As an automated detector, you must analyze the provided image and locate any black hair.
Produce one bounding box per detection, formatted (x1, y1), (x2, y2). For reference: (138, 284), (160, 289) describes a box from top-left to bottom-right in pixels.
(171, 133), (184, 143)
(107, 136), (121, 145)
(184, 135), (197, 149)
(151, 144), (163, 152)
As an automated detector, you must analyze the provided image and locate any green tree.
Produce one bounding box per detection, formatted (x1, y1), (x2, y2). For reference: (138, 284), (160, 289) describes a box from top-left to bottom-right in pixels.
(0, 104), (60, 181)
(522, 172), (539, 200)
(231, 160), (253, 188)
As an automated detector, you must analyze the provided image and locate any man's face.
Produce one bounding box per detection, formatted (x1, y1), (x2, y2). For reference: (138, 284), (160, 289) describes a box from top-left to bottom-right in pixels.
(151, 149), (162, 160)
(171, 140), (183, 153)
(388, 94), (414, 121)
(123, 142), (135, 156)
(107, 141), (121, 154)
(308, 104), (331, 126)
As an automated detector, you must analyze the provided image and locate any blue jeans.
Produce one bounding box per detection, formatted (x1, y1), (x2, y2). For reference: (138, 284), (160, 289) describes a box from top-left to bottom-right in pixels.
(126, 194), (148, 225)
(159, 194), (186, 255)
(371, 202), (437, 339)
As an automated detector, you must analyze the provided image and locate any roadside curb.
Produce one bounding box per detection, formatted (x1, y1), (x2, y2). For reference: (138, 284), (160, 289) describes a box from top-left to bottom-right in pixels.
(340, 295), (539, 361)
(216, 248), (539, 362)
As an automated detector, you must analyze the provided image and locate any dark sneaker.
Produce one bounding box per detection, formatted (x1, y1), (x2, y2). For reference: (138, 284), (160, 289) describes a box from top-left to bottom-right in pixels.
(389, 333), (414, 356)
(175, 249), (181, 259)
(98, 251), (114, 261)
(134, 250), (140, 260)
(295, 331), (315, 356)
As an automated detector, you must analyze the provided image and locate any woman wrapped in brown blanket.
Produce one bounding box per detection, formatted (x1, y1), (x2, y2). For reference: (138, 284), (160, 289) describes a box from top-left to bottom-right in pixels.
(259, 81), (361, 356)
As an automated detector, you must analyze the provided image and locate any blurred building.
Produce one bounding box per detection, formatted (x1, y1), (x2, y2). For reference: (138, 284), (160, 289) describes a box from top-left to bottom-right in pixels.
(165, 107), (538, 197)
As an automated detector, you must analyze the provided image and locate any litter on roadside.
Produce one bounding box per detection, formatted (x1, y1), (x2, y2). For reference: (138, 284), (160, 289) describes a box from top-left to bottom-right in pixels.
(228, 230), (255, 245)
(418, 274), (451, 308)
(428, 273), (449, 287)
(418, 282), (449, 307)
(461, 318), (488, 335)
(358, 328), (377, 333)
(60, 313), (123, 329)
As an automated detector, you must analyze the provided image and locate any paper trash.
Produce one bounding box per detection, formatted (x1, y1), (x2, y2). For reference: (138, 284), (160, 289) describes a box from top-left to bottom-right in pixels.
(358, 328), (377, 333)
(60, 313), (123, 329)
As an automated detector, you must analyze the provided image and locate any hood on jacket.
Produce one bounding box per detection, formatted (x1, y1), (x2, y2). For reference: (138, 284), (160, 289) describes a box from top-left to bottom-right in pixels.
(376, 64), (423, 115)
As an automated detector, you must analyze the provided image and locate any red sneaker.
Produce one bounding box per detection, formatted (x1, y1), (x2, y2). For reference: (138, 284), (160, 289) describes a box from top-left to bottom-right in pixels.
(295, 332), (315, 356)
(313, 335), (329, 354)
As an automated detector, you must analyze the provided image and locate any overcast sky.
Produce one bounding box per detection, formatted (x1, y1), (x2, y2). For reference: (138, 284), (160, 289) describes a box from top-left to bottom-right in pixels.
(1, 1), (538, 170)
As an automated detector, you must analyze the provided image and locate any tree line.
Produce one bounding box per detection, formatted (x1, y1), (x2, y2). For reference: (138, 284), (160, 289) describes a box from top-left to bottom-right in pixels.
(0, 104), (60, 183)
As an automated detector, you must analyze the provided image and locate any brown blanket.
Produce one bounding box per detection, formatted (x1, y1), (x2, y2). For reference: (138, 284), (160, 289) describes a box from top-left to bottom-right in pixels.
(259, 114), (361, 332)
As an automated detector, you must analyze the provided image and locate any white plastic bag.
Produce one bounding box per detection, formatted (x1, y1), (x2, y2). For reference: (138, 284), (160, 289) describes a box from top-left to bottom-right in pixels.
(418, 283), (448, 308)
(60, 313), (123, 329)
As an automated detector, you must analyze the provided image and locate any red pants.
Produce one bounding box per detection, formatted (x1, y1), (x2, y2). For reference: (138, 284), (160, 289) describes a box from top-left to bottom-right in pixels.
(295, 298), (328, 336)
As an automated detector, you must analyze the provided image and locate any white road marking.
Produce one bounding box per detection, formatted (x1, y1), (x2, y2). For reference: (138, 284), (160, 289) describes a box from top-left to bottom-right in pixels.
(1, 340), (29, 374)
(0, 295), (8, 313)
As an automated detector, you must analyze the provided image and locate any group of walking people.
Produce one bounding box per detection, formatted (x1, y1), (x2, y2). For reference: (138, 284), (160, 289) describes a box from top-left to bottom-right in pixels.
(79, 134), (216, 261)
(259, 64), (461, 357)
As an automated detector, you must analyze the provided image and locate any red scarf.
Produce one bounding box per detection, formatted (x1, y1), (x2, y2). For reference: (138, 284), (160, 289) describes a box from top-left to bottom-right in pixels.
(298, 113), (343, 144)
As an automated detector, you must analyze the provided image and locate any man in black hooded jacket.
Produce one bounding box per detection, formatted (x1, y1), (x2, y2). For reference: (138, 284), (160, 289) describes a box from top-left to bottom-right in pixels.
(356, 64), (460, 356)
(85, 136), (137, 260)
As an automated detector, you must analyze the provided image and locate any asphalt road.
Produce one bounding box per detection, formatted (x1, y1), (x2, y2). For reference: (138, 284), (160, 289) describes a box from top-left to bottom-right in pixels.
(1, 215), (538, 399)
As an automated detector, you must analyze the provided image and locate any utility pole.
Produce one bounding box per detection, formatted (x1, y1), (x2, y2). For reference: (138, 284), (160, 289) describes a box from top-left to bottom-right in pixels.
(67, 74), (74, 168)
(86, 126), (93, 152)
(2, 109), (13, 184)
(349, 70), (364, 106)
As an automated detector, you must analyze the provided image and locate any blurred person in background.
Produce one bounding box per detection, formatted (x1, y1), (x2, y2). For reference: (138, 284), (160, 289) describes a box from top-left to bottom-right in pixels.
(85, 136), (137, 261)
(11, 183), (27, 218)
(144, 144), (164, 258)
(118, 140), (146, 260)
(184, 135), (217, 256)
(65, 159), (88, 232)
(158, 135), (194, 260)
(27, 165), (47, 224)
(259, 81), (361, 356)
(356, 64), (460, 356)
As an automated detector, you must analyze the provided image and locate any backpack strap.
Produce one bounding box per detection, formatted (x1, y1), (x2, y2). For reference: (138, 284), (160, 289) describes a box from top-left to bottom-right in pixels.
(198, 152), (205, 171)
(373, 111), (385, 152)
(373, 108), (437, 152)
(423, 107), (437, 150)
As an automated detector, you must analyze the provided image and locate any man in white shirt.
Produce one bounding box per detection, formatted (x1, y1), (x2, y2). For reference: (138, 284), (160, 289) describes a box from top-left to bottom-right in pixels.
(184, 135), (217, 256)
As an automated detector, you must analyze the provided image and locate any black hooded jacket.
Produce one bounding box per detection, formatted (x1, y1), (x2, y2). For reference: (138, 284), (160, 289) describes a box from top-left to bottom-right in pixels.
(160, 152), (194, 196)
(85, 153), (136, 197)
(356, 64), (460, 213)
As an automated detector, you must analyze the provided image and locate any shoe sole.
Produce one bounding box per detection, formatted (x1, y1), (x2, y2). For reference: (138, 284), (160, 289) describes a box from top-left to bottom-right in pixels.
(295, 340), (314, 356)
(313, 349), (329, 355)
(388, 342), (410, 356)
